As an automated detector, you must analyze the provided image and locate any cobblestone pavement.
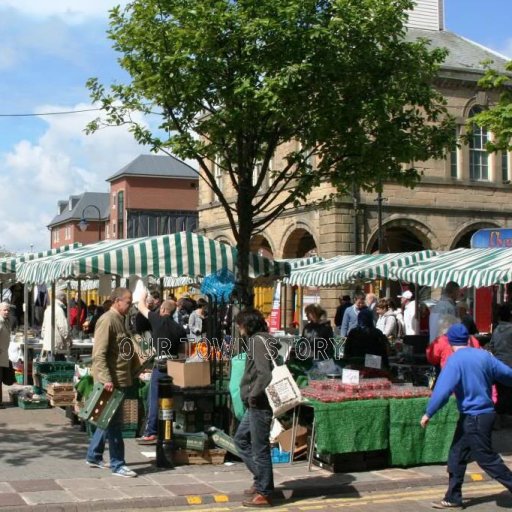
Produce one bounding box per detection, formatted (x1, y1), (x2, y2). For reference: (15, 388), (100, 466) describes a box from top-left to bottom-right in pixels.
(2, 388), (512, 511)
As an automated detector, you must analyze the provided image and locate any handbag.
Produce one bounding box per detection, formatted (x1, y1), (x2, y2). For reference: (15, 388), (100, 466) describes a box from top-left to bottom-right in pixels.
(1, 361), (16, 386)
(263, 339), (302, 417)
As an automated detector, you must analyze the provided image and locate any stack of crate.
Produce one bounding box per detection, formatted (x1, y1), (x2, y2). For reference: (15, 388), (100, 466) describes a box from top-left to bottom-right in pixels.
(46, 383), (75, 407)
(121, 399), (139, 438)
(35, 361), (75, 393)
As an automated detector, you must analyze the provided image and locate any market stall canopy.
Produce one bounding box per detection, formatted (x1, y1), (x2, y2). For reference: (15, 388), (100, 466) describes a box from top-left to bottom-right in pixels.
(284, 250), (437, 287)
(0, 243), (82, 275)
(283, 256), (324, 269)
(388, 247), (512, 288)
(16, 232), (290, 284)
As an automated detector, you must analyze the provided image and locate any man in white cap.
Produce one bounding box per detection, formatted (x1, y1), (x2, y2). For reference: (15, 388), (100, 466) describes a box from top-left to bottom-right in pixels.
(399, 290), (418, 335)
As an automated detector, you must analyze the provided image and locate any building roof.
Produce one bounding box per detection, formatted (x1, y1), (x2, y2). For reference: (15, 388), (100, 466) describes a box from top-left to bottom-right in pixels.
(48, 192), (110, 228)
(407, 28), (510, 76)
(107, 154), (198, 182)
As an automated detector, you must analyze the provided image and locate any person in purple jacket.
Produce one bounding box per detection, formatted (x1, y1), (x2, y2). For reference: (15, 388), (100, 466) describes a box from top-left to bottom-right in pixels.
(420, 323), (512, 509)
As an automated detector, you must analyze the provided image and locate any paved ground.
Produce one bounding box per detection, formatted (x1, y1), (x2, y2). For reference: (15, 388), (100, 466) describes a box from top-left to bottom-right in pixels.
(2, 386), (512, 511)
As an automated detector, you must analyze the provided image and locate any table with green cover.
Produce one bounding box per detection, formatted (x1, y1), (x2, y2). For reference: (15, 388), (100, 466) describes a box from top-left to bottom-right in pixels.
(308, 397), (458, 467)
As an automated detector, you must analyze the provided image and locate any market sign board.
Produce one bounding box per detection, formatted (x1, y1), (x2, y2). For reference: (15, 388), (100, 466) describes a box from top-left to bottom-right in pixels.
(471, 228), (512, 248)
(342, 369), (360, 385)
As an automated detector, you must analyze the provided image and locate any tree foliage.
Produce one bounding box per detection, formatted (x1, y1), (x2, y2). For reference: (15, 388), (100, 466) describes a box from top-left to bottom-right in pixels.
(468, 61), (512, 152)
(87, 0), (454, 292)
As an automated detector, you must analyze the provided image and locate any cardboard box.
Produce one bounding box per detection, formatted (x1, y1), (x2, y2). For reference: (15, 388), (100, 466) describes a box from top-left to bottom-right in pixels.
(277, 426), (308, 453)
(167, 360), (211, 388)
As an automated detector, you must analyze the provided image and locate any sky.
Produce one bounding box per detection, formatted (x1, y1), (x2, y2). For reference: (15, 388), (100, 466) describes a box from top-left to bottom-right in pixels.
(0, 0), (511, 253)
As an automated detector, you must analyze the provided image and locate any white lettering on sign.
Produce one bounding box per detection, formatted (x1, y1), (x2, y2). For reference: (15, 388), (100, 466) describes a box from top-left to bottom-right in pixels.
(342, 369), (360, 385)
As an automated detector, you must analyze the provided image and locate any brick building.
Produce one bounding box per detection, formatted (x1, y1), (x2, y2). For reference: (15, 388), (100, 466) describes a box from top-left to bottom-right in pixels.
(48, 154), (199, 248)
(197, 0), (512, 319)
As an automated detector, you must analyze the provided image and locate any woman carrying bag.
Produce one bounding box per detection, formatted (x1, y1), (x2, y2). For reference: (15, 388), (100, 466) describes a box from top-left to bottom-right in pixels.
(234, 308), (274, 508)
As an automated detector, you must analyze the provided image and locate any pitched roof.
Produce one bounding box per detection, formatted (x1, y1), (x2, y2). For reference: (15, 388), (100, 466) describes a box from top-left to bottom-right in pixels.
(47, 192), (110, 228)
(407, 28), (510, 76)
(107, 154), (198, 182)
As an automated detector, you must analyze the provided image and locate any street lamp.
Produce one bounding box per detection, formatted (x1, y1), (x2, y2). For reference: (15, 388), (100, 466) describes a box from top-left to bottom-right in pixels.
(78, 205), (102, 241)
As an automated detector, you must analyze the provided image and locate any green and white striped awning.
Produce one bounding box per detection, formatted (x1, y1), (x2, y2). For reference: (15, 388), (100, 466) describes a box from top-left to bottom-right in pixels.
(388, 247), (512, 288)
(16, 232), (290, 284)
(284, 250), (437, 287)
(282, 256), (324, 269)
(0, 243), (82, 275)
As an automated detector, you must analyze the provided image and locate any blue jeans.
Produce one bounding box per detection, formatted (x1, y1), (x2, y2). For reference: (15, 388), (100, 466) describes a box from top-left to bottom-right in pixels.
(445, 412), (512, 505)
(234, 408), (274, 497)
(86, 390), (126, 473)
(144, 366), (170, 436)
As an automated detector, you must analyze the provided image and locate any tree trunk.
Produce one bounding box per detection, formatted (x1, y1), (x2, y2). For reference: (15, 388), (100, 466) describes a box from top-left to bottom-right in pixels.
(236, 192), (254, 307)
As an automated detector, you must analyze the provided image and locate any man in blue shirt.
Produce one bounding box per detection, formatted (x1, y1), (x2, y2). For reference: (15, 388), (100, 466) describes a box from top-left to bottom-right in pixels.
(340, 292), (367, 337)
(421, 323), (512, 509)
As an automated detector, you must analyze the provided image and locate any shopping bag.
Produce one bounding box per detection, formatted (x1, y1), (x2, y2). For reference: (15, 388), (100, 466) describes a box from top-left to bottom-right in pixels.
(264, 342), (302, 417)
(229, 352), (247, 420)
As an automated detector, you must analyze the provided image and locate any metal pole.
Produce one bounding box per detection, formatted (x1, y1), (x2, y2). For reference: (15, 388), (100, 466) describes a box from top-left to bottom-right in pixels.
(23, 284), (29, 385)
(51, 282), (56, 354)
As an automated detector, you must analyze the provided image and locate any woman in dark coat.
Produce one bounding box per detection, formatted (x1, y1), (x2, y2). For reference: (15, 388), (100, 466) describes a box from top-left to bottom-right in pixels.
(301, 304), (335, 360)
(344, 308), (389, 367)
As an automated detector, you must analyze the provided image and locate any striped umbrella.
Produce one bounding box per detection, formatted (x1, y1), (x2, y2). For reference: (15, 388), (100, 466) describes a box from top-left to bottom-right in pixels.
(388, 247), (512, 288)
(284, 251), (437, 287)
(0, 243), (82, 274)
(16, 232), (290, 284)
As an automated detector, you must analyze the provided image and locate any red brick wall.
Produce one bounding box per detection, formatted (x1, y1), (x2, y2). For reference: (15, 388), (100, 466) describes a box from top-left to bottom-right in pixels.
(50, 221), (105, 248)
(122, 177), (198, 210)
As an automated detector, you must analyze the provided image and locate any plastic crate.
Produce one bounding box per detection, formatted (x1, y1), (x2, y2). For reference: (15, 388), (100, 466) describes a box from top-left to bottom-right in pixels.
(19, 398), (49, 410)
(121, 429), (138, 439)
(271, 447), (291, 464)
(35, 361), (75, 374)
(41, 372), (75, 389)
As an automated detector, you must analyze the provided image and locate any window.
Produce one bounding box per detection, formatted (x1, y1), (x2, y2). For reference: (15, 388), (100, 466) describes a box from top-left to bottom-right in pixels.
(469, 106), (489, 181)
(300, 143), (314, 170)
(450, 127), (459, 178)
(253, 161), (263, 187)
(112, 193), (116, 208)
(106, 224), (110, 239)
(213, 155), (223, 199)
(53, 229), (59, 243)
(64, 226), (70, 240)
(112, 223), (116, 236)
(503, 151), (509, 182)
(117, 191), (124, 239)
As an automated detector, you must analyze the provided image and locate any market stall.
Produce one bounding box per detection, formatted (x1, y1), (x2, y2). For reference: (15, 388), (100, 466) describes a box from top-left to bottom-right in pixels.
(13, 232), (290, 453)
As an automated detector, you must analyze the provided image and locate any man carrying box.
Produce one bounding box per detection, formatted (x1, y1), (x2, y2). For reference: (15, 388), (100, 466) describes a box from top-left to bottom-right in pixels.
(86, 287), (137, 478)
(136, 289), (187, 445)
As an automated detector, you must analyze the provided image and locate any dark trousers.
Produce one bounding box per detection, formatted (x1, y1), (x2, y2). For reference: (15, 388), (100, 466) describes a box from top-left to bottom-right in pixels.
(144, 366), (170, 436)
(234, 408), (274, 497)
(445, 412), (512, 505)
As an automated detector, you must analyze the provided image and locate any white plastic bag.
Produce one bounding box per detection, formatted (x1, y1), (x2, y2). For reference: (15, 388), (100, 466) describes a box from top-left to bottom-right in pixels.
(264, 343), (302, 417)
(8, 341), (22, 363)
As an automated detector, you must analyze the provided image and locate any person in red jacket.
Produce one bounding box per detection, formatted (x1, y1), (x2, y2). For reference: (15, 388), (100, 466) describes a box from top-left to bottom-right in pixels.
(69, 297), (87, 337)
(427, 331), (481, 368)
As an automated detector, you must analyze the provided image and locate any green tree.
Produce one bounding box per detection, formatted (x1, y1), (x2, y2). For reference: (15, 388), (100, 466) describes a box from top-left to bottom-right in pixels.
(467, 61), (512, 152)
(87, 0), (454, 302)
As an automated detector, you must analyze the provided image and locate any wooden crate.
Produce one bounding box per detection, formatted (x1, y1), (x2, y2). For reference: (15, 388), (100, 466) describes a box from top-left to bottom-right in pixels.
(173, 448), (226, 466)
(46, 383), (75, 407)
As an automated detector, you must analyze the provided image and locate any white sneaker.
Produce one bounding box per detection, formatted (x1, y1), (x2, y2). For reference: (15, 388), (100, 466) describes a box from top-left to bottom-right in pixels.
(113, 465), (137, 478)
